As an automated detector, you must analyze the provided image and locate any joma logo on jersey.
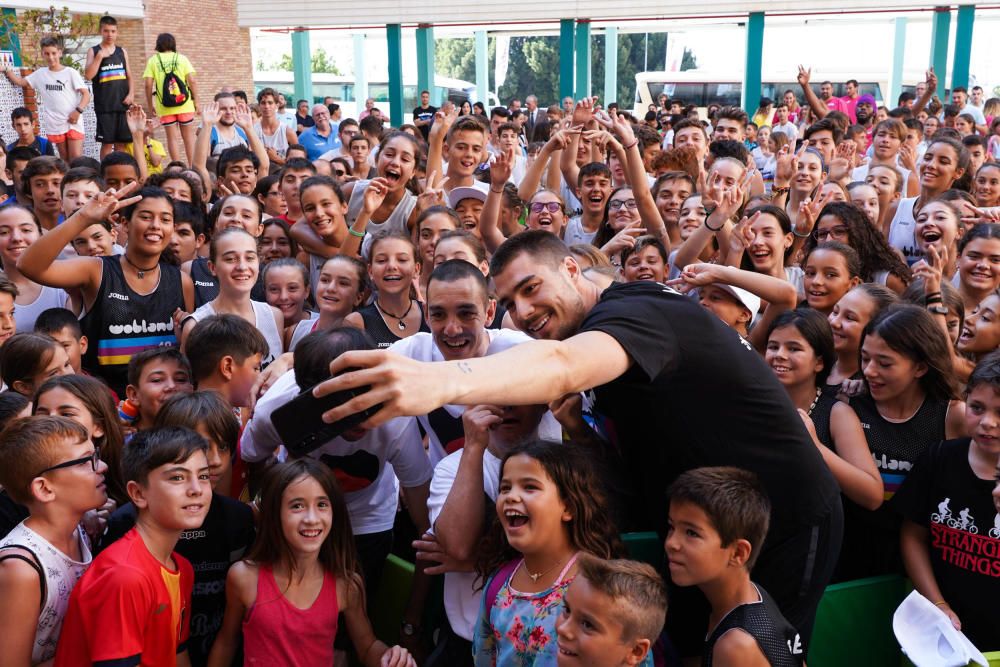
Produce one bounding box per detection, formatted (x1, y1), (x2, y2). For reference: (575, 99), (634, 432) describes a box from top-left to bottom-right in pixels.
(108, 292), (129, 301)
(108, 319), (174, 335)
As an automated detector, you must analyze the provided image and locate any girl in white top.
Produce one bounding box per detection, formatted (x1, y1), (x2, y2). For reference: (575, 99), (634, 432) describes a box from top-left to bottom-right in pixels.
(180, 228), (284, 367)
(0, 206), (75, 332)
(887, 137), (970, 266)
(288, 255), (368, 352)
(262, 258), (315, 351)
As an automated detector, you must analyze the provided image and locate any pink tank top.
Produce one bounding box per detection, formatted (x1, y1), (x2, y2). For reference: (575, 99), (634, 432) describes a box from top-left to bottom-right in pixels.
(242, 565), (339, 666)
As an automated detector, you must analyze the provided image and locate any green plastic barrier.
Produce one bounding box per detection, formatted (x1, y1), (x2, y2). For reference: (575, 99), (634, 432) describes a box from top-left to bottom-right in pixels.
(371, 554), (415, 646)
(621, 531), (663, 569)
(807, 575), (909, 667)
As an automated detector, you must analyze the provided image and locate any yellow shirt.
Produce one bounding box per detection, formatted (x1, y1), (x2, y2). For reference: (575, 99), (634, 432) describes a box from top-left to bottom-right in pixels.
(142, 52), (196, 117)
(124, 138), (167, 175)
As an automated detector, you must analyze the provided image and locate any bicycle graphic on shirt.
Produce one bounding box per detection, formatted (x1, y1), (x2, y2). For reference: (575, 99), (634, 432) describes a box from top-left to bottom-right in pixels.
(931, 499), (979, 534)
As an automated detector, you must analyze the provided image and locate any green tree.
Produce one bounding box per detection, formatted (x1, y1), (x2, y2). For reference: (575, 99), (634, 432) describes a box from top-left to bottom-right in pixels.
(261, 47), (341, 74)
(0, 7), (100, 73)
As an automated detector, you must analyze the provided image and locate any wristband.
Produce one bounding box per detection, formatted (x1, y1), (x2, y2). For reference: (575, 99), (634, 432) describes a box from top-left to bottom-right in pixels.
(933, 600), (949, 608)
(490, 187), (503, 194)
(349, 228), (365, 238)
(623, 139), (639, 151)
(924, 291), (942, 300)
(791, 226), (812, 239)
(704, 215), (725, 232)
(75, 106), (84, 114)
(772, 186), (790, 196)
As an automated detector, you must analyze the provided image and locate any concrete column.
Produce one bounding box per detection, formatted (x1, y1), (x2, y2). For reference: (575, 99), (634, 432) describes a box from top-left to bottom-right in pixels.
(560, 19), (575, 102)
(291, 29), (312, 106)
(603, 26), (618, 106)
(741, 12), (764, 114)
(930, 6), (951, 88)
(386, 23), (404, 127)
(888, 17), (908, 109)
(951, 5), (975, 91)
(416, 25), (437, 106)
(575, 20), (591, 100)
(475, 30), (488, 107)
(353, 33), (368, 119)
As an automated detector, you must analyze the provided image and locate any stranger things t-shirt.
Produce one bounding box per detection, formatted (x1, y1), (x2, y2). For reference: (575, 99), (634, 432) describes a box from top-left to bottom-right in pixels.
(893, 438), (1000, 650)
(579, 281), (838, 536)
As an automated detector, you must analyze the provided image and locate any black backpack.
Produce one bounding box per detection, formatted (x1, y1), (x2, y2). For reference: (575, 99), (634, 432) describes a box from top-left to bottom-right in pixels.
(156, 53), (189, 108)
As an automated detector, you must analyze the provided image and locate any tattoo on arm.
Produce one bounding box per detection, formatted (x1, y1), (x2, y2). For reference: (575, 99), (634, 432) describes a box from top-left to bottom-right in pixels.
(457, 361), (473, 374)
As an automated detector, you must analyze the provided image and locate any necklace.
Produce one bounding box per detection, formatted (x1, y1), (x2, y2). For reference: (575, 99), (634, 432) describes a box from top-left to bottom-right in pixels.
(524, 556), (566, 584)
(376, 298), (413, 330)
(807, 387), (822, 416)
(123, 255), (159, 280)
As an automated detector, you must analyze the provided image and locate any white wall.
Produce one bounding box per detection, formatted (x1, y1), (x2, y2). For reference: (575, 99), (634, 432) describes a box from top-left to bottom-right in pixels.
(4, 0), (143, 18)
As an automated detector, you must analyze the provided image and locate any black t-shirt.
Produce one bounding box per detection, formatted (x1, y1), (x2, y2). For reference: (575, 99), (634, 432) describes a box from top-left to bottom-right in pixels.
(704, 584), (804, 666)
(100, 493), (255, 667)
(579, 281), (838, 536)
(412, 105), (437, 140)
(296, 113), (315, 130)
(893, 438), (1000, 650)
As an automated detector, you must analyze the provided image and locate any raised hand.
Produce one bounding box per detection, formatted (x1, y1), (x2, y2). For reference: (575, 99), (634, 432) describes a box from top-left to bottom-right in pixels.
(233, 102), (253, 130)
(667, 262), (725, 294)
(78, 181), (142, 225)
(362, 177), (390, 214)
(416, 172), (448, 211)
(912, 244), (943, 295)
(797, 65), (812, 88)
(572, 97), (597, 127)
(774, 142), (804, 188)
(898, 142), (917, 173)
(544, 128), (575, 152)
(728, 211), (759, 258)
(491, 148), (514, 186)
(925, 68), (938, 95)
(429, 104), (459, 141)
(835, 140), (858, 169)
(583, 129), (612, 154)
(201, 101), (220, 126)
(126, 104), (147, 134)
(610, 109), (636, 146)
(601, 220), (644, 256)
(462, 404), (503, 451)
(795, 188), (833, 236)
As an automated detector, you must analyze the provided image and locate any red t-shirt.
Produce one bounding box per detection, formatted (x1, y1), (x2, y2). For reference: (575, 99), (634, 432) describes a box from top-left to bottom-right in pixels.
(54, 528), (193, 667)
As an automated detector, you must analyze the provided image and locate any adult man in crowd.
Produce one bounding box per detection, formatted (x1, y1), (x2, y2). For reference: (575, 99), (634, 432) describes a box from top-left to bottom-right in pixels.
(295, 99), (314, 133)
(298, 104), (339, 160)
(315, 230), (843, 656)
(413, 90), (436, 141)
(84, 15), (134, 157)
(952, 86), (987, 134)
(523, 95), (542, 142)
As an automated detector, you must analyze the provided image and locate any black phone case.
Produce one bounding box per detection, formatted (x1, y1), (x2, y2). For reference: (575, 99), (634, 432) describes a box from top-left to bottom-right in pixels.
(270, 383), (381, 458)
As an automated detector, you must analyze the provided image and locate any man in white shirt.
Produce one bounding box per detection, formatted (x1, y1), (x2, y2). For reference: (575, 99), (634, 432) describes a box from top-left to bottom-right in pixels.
(770, 101), (798, 142)
(952, 86), (987, 134)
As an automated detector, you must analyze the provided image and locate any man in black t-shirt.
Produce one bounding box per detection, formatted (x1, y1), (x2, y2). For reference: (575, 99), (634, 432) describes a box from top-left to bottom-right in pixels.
(315, 231), (842, 652)
(413, 90), (436, 141)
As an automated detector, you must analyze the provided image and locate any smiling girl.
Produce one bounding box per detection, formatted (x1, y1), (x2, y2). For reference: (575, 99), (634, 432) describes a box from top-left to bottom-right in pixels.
(801, 242), (862, 316)
(17, 185), (194, 397)
(180, 228), (284, 368)
(288, 255), (368, 351)
(263, 258), (315, 350)
(955, 224), (1000, 313)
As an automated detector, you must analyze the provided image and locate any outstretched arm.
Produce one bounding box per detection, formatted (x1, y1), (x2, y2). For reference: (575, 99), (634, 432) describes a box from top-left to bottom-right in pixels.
(797, 66), (829, 119)
(315, 330), (632, 427)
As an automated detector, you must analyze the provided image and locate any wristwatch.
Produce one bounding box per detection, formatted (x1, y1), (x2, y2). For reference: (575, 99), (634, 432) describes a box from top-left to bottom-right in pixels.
(927, 304), (949, 315)
(400, 622), (420, 637)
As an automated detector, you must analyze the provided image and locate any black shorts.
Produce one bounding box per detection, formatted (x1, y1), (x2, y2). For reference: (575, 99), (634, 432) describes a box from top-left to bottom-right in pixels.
(95, 110), (131, 144)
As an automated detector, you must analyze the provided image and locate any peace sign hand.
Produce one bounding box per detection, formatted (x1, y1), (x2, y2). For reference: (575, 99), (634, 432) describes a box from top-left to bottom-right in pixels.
(77, 181), (142, 226)
(362, 177), (391, 214)
(491, 148), (514, 186)
(912, 244), (943, 295)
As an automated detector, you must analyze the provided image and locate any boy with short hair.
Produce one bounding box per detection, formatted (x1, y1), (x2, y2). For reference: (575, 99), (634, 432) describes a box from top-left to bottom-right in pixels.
(564, 162), (612, 246)
(100, 150), (143, 192)
(84, 15), (134, 158)
(54, 426), (211, 667)
(7, 107), (55, 156)
(430, 113), (490, 195)
(348, 135), (375, 180)
(2, 36), (90, 161)
(0, 416), (107, 666)
(0, 274), (18, 347)
(275, 157), (317, 224)
(170, 200), (206, 263)
(124, 348), (194, 431)
(21, 155), (68, 230)
(214, 145), (261, 196)
(3, 146), (41, 207)
(556, 555), (668, 667)
(60, 166), (104, 217)
(34, 307), (88, 374)
(666, 467), (804, 666)
(184, 313), (267, 409)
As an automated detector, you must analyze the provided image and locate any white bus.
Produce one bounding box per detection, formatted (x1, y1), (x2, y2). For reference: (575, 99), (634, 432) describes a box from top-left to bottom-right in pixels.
(633, 69), (925, 117)
(253, 71), (498, 115)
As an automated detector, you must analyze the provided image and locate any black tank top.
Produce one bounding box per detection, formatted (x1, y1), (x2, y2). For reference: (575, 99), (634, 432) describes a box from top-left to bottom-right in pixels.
(90, 45), (128, 112)
(836, 392), (949, 581)
(810, 390), (839, 450)
(704, 585), (804, 666)
(80, 256), (185, 397)
(358, 301), (430, 348)
(190, 256), (265, 308)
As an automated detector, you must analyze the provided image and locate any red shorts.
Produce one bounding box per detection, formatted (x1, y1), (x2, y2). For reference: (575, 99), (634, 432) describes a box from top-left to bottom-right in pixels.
(159, 112), (195, 126)
(47, 129), (84, 144)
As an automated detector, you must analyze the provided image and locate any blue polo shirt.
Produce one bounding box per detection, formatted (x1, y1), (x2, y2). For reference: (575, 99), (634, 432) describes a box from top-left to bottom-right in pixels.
(298, 126), (340, 160)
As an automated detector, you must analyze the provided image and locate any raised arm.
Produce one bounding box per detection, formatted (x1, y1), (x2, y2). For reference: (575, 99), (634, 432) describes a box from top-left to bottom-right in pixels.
(18, 184), (140, 295)
(193, 102), (218, 195)
(911, 69), (938, 118)
(1, 63), (29, 89)
(126, 105), (149, 183)
(797, 65), (829, 119)
(316, 329), (633, 427)
(341, 177), (390, 258)
(611, 113), (668, 249)
(517, 131), (569, 202)
(235, 102), (269, 176)
(480, 149), (513, 254)
(425, 104), (457, 189)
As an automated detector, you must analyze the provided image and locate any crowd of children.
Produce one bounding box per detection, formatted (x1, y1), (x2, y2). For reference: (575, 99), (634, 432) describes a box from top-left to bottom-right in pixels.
(0, 19), (1000, 667)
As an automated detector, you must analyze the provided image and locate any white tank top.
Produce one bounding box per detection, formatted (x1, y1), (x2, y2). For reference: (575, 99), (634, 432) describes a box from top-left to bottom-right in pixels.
(346, 180), (417, 259)
(288, 312), (319, 352)
(0, 522), (92, 664)
(888, 197), (920, 265)
(14, 284), (70, 333)
(188, 300), (284, 368)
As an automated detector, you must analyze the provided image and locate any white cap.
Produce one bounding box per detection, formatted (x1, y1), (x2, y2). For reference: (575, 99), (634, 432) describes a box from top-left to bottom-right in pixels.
(893, 590), (988, 667)
(447, 186), (488, 208)
(712, 284), (761, 317)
